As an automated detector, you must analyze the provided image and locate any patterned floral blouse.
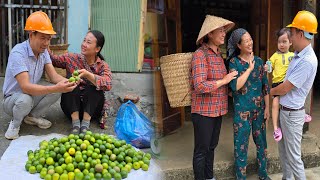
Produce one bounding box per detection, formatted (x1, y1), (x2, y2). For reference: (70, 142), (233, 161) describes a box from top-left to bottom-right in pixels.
(229, 56), (270, 112)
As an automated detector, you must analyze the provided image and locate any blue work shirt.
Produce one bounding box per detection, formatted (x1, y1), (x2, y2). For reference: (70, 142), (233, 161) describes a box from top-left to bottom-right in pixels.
(2, 40), (52, 97)
(280, 44), (318, 109)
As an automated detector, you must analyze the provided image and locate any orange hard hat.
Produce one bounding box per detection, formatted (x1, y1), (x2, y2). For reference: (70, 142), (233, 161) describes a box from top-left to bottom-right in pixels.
(287, 10), (317, 34)
(24, 11), (56, 35)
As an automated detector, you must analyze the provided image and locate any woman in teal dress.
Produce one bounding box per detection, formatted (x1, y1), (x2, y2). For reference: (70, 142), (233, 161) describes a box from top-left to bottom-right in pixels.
(227, 28), (271, 180)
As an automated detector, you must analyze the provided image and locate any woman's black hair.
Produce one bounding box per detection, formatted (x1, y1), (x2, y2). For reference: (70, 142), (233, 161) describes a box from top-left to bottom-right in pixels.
(89, 30), (105, 60)
(202, 35), (209, 44)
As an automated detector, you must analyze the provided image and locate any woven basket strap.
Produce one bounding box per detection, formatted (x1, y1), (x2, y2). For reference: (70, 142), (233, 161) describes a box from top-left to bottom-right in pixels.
(183, 48), (209, 103)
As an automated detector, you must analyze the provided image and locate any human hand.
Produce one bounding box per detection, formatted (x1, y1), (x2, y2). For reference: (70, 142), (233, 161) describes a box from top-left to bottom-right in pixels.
(248, 52), (255, 72)
(264, 64), (268, 72)
(224, 71), (238, 84)
(56, 79), (77, 93)
(264, 107), (270, 121)
(78, 69), (90, 79)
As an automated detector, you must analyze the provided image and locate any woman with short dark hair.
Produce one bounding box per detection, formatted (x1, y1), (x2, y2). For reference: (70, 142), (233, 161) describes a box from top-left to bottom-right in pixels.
(227, 28), (270, 180)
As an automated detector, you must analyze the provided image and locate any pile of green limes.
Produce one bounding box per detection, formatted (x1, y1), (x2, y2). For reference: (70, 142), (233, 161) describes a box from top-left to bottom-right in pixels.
(24, 131), (152, 180)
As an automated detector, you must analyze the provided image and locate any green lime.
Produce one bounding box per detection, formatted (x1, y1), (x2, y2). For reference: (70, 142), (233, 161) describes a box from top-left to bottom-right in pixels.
(75, 154), (82, 162)
(144, 153), (152, 160)
(25, 163), (31, 171)
(36, 164), (43, 173)
(44, 174), (52, 180)
(102, 172), (112, 180)
(142, 163), (149, 171)
(46, 157), (54, 165)
(68, 77), (75, 83)
(95, 164), (103, 173)
(40, 169), (47, 179)
(117, 154), (124, 162)
(109, 169), (116, 177)
(127, 149), (135, 158)
(66, 163), (75, 172)
(120, 170), (128, 178)
(54, 166), (63, 175)
(73, 70), (79, 76)
(95, 172), (102, 179)
(27, 150), (33, 156)
(60, 173), (68, 180)
(114, 173), (122, 180)
(28, 166), (37, 174)
(78, 162), (85, 171)
(133, 162), (140, 170)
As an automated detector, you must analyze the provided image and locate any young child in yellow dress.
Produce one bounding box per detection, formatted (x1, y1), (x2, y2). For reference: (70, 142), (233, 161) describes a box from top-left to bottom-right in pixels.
(267, 28), (294, 142)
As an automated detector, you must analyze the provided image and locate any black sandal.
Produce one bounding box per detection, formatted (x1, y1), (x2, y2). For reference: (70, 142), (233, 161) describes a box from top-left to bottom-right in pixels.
(80, 126), (89, 133)
(71, 126), (80, 134)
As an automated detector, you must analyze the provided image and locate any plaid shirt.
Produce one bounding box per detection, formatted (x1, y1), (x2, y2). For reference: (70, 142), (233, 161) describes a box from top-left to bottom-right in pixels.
(190, 44), (228, 117)
(50, 52), (112, 120)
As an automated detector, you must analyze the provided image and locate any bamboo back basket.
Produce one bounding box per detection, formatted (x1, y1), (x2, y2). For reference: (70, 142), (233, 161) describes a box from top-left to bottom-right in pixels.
(159, 53), (193, 108)
(45, 44), (69, 82)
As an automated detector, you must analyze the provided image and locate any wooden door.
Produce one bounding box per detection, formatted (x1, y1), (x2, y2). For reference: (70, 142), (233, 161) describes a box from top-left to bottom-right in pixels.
(250, 0), (268, 60)
(151, 0), (183, 136)
(267, 0), (283, 59)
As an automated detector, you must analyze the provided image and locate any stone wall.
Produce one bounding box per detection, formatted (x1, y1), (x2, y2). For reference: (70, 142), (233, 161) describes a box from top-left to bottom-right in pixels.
(104, 72), (155, 121)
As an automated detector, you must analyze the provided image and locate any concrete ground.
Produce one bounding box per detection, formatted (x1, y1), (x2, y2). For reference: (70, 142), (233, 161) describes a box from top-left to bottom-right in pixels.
(156, 94), (320, 180)
(248, 166), (320, 180)
(0, 77), (122, 158)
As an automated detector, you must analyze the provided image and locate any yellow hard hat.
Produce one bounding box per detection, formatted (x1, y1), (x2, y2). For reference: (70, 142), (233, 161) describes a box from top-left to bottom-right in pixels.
(287, 10), (317, 34)
(24, 11), (56, 35)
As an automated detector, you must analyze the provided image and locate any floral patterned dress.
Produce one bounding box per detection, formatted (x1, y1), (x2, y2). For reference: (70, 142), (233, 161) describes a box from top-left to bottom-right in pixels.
(229, 56), (270, 179)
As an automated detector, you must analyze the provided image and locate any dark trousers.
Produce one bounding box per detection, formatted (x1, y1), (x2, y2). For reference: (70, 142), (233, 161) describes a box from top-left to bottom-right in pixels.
(61, 85), (104, 121)
(192, 113), (222, 180)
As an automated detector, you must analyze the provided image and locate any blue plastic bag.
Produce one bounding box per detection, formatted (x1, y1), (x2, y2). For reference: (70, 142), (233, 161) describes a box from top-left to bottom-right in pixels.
(114, 101), (154, 148)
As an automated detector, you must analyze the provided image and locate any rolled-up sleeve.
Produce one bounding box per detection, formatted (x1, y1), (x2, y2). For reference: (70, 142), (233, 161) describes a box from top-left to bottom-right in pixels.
(49, 51), (75, 69)
(287, 60), (312, 89)
(95, 62), (112, 91)
(261, 62), (270, 96)
(228, 58), (239, 92)
(9, 51), (28, 77)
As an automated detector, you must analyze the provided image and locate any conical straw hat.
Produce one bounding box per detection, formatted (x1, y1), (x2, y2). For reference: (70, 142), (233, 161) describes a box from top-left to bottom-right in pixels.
(196, 15), (235, 45)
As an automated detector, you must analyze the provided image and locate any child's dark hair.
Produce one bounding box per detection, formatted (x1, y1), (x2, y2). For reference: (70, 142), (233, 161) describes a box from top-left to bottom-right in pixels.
(276, 28), (291, 39)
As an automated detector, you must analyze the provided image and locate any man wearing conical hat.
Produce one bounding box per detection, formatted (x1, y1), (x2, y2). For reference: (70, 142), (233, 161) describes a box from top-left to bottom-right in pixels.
(190, 15), (238, 180)
(271, 10), (318, 180)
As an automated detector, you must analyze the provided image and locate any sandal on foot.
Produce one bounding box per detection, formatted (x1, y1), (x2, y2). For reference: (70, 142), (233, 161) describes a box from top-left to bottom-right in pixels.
(80, 126), (89, 133)
(273, 128), (282, 142)
(71, 126), (80, 134)
(259, 176), (272, 180)
(305, 114), (312, 122)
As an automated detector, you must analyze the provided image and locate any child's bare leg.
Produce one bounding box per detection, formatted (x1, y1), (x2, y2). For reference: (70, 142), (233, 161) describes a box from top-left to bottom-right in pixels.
(272, 96), (280, 131)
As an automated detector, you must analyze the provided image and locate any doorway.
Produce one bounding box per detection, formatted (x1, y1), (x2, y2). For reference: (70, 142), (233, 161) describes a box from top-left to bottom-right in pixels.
(180, 0), (268, 120)
(182, 0), (250, 53)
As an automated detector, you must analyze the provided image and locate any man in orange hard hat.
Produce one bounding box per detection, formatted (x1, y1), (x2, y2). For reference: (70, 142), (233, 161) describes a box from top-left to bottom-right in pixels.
(2, 11), (77, 140)
(271, 10), (318, 180)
